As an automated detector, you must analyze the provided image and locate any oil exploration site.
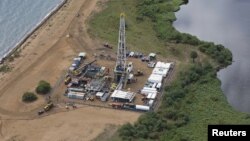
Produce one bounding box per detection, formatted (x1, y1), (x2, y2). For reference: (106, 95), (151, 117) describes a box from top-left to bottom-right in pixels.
(41, 13), (176, 114)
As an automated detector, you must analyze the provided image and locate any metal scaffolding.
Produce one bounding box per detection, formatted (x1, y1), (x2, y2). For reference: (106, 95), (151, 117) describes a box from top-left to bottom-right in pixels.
(114, 13), (127, 89)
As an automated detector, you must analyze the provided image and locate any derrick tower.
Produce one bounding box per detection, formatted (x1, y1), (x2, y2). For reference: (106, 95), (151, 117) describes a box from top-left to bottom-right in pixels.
(114, 13), (127, 90)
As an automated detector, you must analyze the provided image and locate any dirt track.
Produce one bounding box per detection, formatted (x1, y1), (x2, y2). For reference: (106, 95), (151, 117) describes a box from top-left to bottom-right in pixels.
(0, 0), (141, 140)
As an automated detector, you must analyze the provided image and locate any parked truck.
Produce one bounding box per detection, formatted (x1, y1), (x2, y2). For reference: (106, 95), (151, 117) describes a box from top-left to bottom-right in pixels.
(44, 102), (53, 112)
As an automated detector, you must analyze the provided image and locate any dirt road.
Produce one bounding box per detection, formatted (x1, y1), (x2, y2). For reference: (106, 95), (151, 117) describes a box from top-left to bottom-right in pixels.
(0, 0), (141, 140)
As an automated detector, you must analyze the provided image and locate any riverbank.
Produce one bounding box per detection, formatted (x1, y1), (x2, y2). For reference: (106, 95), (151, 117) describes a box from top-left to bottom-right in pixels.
(89, 0), (250, 141)
(0, 0), (66, 64)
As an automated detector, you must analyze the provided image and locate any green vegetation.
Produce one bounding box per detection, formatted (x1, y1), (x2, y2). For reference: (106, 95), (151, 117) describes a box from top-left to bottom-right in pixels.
(89, 0), (248, 141)
(36, 80), (51, 94)
(190, 51), (198, 63)
(0, 64), (11, 73)
(135, 0), (232, 67)
(22, 92), (37, 102)
(199, 42), (232, 67)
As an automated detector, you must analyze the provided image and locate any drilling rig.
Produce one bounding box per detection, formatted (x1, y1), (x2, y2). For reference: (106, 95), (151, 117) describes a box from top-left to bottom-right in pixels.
(114, 13), (127, 90)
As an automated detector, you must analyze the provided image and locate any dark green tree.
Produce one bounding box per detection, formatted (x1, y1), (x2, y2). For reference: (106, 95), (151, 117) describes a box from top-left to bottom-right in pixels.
(36, 80), (51, 94)
(190, 51), (198, 63)
(22, 92), (37, 102)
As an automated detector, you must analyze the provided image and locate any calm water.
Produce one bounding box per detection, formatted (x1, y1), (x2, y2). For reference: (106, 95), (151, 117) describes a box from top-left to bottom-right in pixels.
(0, 0), (64, 59)
(174, 0), (250, 112)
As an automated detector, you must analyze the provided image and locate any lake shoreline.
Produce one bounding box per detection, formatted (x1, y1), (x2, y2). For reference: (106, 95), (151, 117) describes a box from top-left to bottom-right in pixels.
(0, 0), (67, 64)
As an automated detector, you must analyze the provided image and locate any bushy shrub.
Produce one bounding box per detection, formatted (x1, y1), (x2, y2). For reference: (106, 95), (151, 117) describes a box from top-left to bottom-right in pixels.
(22, 92), (37, 102)
(36, 80), (51, 94)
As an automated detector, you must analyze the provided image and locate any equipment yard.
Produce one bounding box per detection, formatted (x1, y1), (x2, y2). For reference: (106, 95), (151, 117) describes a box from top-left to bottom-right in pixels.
(59, 52), (175, 112)
(57, 14), (175, 113)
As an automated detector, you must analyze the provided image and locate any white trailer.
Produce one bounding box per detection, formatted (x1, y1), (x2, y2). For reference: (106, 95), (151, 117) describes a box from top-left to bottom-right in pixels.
(141, 89), (157, 95)
(152, 67), (169, 77)
(68, 87), (84, 92)
(68, 91), (85, 100)
(148, 74), (163, 83)
(155, 62), (171, 69)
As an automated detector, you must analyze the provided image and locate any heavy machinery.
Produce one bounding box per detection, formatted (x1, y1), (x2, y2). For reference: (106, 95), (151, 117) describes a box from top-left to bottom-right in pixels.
(44, 102), (53, 112)
(38, 102), (53, 115)
(72, 60), (97, 76)
(114, 13), (128, 90)
(64, 76), (71, 85)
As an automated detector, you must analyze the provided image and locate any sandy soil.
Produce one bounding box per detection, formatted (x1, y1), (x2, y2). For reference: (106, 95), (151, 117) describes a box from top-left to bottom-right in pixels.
(0, 0), (141, 140)
(2, 107), (140, 141)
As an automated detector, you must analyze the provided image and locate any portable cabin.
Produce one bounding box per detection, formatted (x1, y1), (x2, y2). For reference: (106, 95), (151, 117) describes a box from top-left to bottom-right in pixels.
(67, 91), (85, 100)
(152, 67), (169, 77)
(148, 74), (163, 83)
(111, 90), (135, 103)
(155, 62), (171, 69)
(96, 92), (105, 99)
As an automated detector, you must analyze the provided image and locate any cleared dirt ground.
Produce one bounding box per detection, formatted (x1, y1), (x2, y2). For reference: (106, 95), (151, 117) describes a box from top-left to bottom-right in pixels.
(2, 107), (140, 141)
(0, 0), (141, 140)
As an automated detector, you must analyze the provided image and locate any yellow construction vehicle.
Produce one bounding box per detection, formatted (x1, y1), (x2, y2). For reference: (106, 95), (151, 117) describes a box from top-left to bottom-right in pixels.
(110, 83), (117, 91)
(64, 76), (71, 85)
(44, 102), (53, 112)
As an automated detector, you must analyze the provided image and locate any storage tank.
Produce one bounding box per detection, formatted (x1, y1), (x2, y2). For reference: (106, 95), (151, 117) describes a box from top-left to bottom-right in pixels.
(135, 105), (150, 111)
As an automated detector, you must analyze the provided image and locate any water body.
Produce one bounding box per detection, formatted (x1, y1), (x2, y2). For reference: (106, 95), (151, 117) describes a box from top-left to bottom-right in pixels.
(0, 0), (64, 59)
(174, 0), (250, 112)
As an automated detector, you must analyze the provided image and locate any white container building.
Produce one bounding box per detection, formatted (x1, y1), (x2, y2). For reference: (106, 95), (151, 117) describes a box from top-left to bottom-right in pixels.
(148, 74), (163, 83)
(68, 87), (84, 92)
(155, 62), (171, 69)
(111, 90), (135, 102)
(141, 89), (157, 95)
(68, 91), (86, 100)
(96, 92), (105, 98)
(150, 93), (157, 100)
(152, 67), (169, 77)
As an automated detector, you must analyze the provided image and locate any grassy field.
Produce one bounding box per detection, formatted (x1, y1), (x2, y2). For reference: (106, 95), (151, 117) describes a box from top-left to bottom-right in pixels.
(89, 0), (250, 141)
(89, 0), (196, 62)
